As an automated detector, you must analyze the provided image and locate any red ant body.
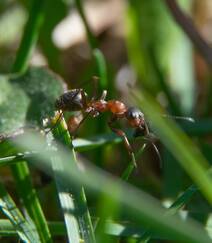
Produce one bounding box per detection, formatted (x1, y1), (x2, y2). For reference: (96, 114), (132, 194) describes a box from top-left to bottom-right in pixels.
(55, 89), (151, 167)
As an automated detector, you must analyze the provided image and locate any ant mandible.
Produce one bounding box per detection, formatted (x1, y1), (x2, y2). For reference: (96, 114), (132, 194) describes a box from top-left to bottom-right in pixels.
(54, 88), (153, 168)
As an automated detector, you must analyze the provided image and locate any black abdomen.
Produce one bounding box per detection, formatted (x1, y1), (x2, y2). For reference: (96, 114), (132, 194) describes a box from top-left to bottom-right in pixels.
(55, 89), (85, 111)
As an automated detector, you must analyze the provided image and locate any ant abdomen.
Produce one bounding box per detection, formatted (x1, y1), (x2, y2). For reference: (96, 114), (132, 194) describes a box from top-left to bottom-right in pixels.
(55, 89), (87, 111)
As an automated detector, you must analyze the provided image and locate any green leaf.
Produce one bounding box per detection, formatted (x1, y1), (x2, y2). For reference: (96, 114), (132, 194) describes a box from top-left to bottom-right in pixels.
(0, 66), (64, 134)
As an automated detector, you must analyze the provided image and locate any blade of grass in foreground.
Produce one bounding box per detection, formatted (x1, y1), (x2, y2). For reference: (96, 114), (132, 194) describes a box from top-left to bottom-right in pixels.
(1, 218), (211, 240)
(51, 113), (96, 243)
(13, 133), (212, 243)
(131, 90), (212, 205)
(0, 181), (40, 242)
(1, 218), (212, 240)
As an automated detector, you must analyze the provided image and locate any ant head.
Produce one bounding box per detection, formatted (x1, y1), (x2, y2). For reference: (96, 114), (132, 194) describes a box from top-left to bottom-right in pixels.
(126, 107), (145, 127)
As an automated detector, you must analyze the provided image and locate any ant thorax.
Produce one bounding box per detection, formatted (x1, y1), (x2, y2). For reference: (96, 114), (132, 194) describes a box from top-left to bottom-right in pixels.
(86, 100), (108, 117)
(107, 100), (127, 115)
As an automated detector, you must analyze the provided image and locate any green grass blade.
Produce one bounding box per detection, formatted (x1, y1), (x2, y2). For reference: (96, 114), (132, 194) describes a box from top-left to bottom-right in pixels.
(139, 184), (198, 242)
(1, 218), (212, 241)
(0, 220), (66, 238)
(169, 185), (197, 211)
(51, 113), (96, 243)
(13, 132), (212, 243)
(51, 155), (82, 243)
(121, 144), (147, 181)
(11, 161), (52, 243)
(0, 182), (40, 242)
(93, 49), (108, 90)
(12, 0), (45, 73)
(74, 0), (97, 49)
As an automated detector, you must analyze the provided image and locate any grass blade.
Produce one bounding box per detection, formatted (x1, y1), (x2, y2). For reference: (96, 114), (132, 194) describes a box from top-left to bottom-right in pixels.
(12, 0), (45, 73)
(74, 0), (97, 49)
(0, 181), (40, 242)
(11, 162), (52, 243)
(12, 132), (212, 243)
(93, 49), (108, 90)
(139, 184), (198, 242)
(51, 113), (96, 243)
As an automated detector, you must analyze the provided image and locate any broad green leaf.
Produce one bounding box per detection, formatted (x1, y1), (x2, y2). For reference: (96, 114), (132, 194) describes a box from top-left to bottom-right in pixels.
(0, 66), (64, 134)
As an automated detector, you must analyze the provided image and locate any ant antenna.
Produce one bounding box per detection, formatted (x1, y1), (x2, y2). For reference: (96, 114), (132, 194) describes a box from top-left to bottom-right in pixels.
(151, 142), (162, 168)
(142, 120), (163, 168)
(142, 135), (162, 169)
(163, 114), (195, 123)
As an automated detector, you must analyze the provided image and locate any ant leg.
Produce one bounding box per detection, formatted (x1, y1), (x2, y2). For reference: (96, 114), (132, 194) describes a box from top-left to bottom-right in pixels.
(108, 116), (137, 168)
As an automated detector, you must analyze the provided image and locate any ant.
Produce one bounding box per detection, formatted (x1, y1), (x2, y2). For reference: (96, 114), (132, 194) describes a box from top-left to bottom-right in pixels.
(54, 88), (162, 168)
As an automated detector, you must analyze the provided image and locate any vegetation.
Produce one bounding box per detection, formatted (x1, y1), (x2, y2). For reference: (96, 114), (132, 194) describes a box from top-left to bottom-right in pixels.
(0, 0), (212, 242)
